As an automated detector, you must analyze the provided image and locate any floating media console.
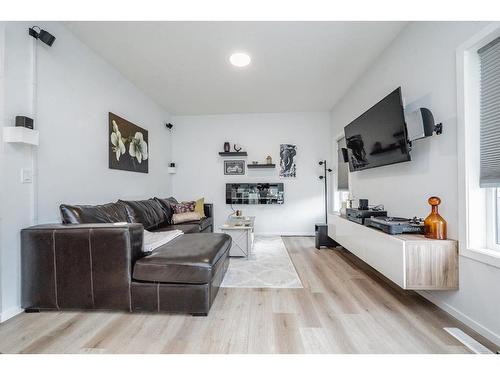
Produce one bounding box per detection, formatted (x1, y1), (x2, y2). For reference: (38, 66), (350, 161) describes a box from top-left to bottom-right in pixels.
(226, 183), (284, 205)
(328, 214), (458, 290)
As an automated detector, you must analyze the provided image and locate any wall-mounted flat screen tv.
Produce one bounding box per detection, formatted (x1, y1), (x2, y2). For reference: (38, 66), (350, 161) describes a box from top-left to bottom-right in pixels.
(344, 87), (411, 172)
(226, 183), (284, 205)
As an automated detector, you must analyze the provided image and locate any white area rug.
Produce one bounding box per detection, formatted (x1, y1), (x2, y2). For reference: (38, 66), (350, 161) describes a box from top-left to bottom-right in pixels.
(221, 236), (303, 288)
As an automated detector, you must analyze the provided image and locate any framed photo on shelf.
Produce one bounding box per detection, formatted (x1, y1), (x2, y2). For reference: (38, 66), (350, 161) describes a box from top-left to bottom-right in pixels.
(224, 160), (245, 175)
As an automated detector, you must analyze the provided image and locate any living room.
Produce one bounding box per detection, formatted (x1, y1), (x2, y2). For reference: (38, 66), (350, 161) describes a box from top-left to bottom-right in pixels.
(1, 0), (500, 372)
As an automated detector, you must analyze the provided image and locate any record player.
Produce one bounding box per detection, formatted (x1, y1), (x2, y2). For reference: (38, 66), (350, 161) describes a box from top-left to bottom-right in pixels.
(365, 216), (425, 235)
(346, 207), (387, 225)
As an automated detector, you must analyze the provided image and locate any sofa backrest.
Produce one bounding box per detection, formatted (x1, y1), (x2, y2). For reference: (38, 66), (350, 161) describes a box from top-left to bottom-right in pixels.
(119, 199), (168, 230)
(60, 202), (129, 224)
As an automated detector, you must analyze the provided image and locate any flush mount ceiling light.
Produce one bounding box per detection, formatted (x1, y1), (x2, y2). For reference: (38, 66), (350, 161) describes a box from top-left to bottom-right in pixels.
(229, 52), (251, 67)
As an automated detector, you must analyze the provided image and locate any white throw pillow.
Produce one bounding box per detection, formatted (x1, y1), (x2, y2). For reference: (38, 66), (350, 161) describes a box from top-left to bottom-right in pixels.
(143, 229), (183, 253)
(172, 211), (201, 224)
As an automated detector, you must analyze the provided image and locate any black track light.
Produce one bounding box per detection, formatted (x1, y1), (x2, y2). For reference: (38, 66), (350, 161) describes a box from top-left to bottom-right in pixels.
(29, 26), (56, 47)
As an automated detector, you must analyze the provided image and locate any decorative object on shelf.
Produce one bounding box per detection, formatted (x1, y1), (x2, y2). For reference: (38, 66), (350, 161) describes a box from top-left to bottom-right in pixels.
(424, 196), (447, 240)
(223, 142), (230, 152)
(168, 162), (176, 174)
(266, 155), (273, 164)
(109, 112), (149, 173)
(280, 144), (297, 177)
(234, 143), (242, 152)
(236, 210), (242, 217)
(224, 160), (245, 175)
(252, 161), (258, 164)
(318, 160), (333, 223)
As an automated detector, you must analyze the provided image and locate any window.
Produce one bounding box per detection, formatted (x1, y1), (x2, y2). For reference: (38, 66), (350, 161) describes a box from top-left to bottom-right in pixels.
(497, 188), (500, 244)
(457, 25), (500, 267)
(479, 37), (500, 252)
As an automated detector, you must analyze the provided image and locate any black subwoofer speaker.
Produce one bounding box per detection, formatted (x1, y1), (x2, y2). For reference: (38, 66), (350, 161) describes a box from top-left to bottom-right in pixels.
(315, 223), (339, 249)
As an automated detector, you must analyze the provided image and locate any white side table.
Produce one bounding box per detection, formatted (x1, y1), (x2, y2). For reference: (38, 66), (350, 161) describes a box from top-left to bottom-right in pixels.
(220, 216), (255, 258)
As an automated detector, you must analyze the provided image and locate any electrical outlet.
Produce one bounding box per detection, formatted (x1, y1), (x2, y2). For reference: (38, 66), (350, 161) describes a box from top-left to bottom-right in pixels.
(21, 168), (33, 184)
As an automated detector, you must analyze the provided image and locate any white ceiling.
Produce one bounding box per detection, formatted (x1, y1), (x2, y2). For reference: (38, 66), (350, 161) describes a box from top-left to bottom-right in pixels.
(65, 21), (407, 115)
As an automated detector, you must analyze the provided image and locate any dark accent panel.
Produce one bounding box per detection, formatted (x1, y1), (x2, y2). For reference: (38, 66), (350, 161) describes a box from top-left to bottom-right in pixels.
(21, 229), (57, 309)
(218, 151), (247, 156)
(54, 229), (94, 309)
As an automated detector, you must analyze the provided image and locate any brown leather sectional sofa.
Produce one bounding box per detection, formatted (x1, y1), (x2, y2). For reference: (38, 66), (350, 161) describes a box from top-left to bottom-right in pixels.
(21, 197), (231, 316)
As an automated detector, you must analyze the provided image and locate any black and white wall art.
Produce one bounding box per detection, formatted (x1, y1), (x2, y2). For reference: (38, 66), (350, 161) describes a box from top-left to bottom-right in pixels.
(109, 112), (149, 173)
(280, 144), (297, 177)
(224, 160), (245, 175)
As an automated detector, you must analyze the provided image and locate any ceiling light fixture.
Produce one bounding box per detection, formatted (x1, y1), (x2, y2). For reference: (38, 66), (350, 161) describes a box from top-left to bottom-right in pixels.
(229, 52), (251, 67)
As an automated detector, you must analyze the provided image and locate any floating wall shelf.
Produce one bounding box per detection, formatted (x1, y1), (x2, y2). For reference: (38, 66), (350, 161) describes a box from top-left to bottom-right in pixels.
(247, 164), (276, 169)
(218, 151), (248, 157)
(3, 127), (39, 146)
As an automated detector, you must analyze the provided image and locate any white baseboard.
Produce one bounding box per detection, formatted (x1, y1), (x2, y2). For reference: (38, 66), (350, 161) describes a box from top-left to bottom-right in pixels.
(418, 291), (500, 347)
(257, 232), (315, 237)
(0, 306), (23, 323)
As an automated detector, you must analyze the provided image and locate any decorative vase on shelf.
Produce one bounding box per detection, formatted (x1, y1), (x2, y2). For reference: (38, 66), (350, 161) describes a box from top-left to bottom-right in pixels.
(234, 144), (242, 152)
(223, 142), (230, 152)
(266, 155), (272, 164)
(424, 196), (447, 240)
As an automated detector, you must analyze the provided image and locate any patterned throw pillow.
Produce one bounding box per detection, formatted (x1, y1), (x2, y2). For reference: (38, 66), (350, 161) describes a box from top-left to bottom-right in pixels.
(173, 201), (196, 214)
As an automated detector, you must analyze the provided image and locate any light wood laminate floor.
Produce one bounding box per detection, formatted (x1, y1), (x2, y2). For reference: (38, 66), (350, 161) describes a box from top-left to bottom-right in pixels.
(0, 236), (497, 354)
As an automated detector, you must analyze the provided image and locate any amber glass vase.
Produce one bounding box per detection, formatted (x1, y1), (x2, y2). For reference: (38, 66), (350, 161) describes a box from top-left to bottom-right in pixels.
(424, 196), (447, 240)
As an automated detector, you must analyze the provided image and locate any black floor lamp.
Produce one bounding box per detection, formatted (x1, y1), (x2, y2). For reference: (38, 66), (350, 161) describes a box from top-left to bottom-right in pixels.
(315, 160), (339, 249)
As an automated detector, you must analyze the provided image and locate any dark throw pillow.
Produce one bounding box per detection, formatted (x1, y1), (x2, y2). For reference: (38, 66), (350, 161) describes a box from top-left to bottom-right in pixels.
(119, 199), (168, 230)
(154, 197), (178, 223)
(60, 202), (129, 224)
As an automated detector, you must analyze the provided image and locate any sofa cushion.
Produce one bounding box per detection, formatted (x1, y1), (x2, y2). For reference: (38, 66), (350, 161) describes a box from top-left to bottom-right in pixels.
(199, 217), (213, 231)
(154, 197), (178, 223)
(119, 199), (168, 230)
(172, 201), (196, 214)
(60, 202), (129, 224)
(133, 233), (231, 284)
(172, 212), (201, 224)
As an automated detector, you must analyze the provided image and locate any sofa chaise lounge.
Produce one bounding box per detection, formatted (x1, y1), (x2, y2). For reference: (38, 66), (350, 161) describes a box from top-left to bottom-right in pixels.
(21, 197), (231, 316)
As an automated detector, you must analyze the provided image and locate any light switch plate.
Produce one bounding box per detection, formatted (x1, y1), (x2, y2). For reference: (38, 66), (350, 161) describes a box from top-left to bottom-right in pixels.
(21, 168), (33, 183)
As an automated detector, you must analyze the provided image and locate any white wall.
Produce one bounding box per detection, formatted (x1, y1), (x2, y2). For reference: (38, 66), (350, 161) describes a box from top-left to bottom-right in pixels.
(0, 22), (6, 317)
(0, 22), (172, 321)
(330, 21), (500, 345)
(171, 112), (331, 235)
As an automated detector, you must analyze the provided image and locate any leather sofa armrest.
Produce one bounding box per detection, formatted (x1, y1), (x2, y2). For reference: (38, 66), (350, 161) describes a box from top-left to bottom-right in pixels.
(204, 203), (213, 218)
(21, 223), (144, 310)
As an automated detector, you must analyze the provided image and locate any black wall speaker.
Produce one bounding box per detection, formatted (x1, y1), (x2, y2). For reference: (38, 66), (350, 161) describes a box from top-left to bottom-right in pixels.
(15, 116), (34, 129)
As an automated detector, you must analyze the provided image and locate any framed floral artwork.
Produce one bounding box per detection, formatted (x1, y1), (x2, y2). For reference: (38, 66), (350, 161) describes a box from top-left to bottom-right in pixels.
(109, 112), (149, 173)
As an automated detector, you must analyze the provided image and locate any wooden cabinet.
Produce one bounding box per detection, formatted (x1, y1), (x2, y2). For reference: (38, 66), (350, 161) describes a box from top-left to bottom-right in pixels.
(328, 214), (458, 290)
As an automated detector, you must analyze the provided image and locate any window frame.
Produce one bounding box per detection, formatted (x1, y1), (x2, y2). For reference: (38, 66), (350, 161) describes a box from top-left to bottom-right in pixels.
(457, 22), (500, 268)
(486, 188), (500, 251)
